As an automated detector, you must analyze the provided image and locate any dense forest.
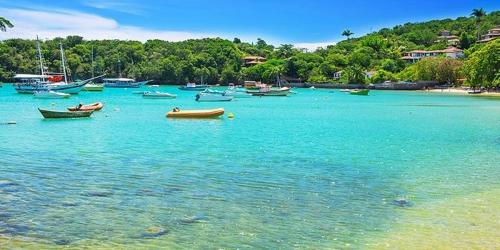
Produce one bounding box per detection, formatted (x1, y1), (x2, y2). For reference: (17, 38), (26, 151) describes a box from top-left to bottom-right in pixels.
(0, 10), (499, 87)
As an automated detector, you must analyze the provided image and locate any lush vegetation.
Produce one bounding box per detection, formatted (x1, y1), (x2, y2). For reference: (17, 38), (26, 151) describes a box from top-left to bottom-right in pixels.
(0, 11), (499, 88)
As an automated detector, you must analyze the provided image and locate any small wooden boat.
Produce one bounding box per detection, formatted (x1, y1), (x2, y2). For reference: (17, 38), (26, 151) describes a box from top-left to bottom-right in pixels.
(166, 108), (224, 118)
(195, 92), (233, 102)
(67, 102), (103, 111)
(143, 91), (176, 98)
(249, 87), (290, 97)
(82, 83), (104, 91)
(39, 108), (93, 118)
(339, 89), (350, 92)
(467, 89), (482, 95)
(349, 89), (369, 95)
(33, 91), (71, 99)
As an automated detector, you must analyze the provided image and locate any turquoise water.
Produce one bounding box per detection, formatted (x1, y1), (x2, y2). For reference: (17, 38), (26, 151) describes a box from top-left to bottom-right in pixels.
(0, 85), (499, 248)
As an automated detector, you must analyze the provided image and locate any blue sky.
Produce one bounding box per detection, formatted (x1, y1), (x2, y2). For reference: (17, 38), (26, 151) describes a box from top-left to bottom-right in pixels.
(0, 0), (499, 49)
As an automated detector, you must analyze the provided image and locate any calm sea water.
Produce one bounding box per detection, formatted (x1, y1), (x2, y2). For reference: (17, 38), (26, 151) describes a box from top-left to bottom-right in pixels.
(0, 85), (499, 248)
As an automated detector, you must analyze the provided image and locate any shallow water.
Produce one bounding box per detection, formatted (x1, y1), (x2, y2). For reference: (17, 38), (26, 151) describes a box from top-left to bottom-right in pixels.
(0, 86), (499, 249)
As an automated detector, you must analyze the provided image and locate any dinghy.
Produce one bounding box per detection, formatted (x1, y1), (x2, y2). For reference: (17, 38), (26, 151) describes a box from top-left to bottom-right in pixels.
(166, 108), (224, 118)
(349, 89), (369, 95)
(195, 92), (233, 102)
(67, 102), (103, 111)
(33, 91), (70, 99)
(143, 91), (176, 98)
(38, 108), (93, 119)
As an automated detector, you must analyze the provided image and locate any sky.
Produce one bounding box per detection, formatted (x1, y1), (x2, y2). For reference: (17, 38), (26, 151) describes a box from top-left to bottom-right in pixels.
(0, 0), (499, 50)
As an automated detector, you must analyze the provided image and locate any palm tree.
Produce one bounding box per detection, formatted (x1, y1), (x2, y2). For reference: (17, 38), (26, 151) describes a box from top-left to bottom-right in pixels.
(342, 29), (354, 40)
(471, 8), (486, 41)
(0, 17), (13, 32)
(267, 65), (285, 86)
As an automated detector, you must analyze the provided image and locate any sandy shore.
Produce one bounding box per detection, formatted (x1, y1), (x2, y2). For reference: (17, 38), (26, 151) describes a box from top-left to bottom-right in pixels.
(422, 88), (500, 97)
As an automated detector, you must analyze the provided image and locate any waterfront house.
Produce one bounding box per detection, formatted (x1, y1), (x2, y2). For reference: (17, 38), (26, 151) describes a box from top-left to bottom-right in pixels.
(401, 47), (464, 63)
(478, 25), (500, 43)
(243, 56), (266, 66)
(437, 30), (459, 46)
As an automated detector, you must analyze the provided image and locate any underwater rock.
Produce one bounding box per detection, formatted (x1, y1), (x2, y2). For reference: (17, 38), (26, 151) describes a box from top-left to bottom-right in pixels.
(179, 214), (208, 224)
(392, 198), (413, 207)
(0, 212), (12, 219)
(0, 180), (17, 188)
(141, 226), (168, 238)
(83, 190), (114, 197)
(54, 239), (71, 245)
(61, 201), (79, 207)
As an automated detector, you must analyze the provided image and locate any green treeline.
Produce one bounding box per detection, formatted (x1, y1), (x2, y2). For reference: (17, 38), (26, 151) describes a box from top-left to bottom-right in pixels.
(0, 11), (498, 87)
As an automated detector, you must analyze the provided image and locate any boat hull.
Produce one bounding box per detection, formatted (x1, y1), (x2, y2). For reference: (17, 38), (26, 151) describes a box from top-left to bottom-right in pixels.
(104, 80), (150, 88)
(82, 84), (104, 91)
(195, 93), (233, 102)
(67, 102), (103, 112)
(179, 86), (209, 91)
(349, 89), (370, 95)
(38, 108), (93, 119)
(166, 108), (224, 118)
(15, 81), (87, 94)
(143, 92), (177, 98)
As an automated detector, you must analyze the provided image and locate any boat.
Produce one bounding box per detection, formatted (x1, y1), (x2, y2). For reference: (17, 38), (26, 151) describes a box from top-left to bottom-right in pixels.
(195, 92), (233, 102)
(38, 108), (93, 119)
(223, 90), (252, 98)
(340, 89), (350, 92)
(249, 86), (290, 97)
(82, 83), (104, 91)
(67, 102), (103, 112)
(148, 85), (160, 88)
(467, 89), (482, 94)
(33, 90), (70, 99)
(143, 91), (176, 98)
(166, 108), (224, 118)
(14, 38), (100, 94)
(103, 78), (150, 88)
(179, 82), (210, 91)
(244, 81), (267, 90)
(349, 89), (370, 95)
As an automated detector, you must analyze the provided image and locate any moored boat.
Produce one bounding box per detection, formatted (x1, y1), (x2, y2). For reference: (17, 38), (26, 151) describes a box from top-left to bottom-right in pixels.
(103, 78), (150, 88)
(349, 89), (370, 95)
(33, 90), (70, 99)
(67, 102), (103, 112)
(166, 108), (224, 118)
(249, 86), (290, 96)
(143, 91), (177, 98)
(195, 92), (233, 102)
(38, 108), (93, 119)
(82, 83), (104, 91)
(223, 90), (252, 98)
(179, 82), (210, 91)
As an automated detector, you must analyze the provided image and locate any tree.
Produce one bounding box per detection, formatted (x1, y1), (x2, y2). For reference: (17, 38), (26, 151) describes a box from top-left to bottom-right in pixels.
(343, 65), (366, 84)
(233, 38), (241, 44)
(459, 32), (474, 49)
(0, 17), (13, 32)
(342, 29), (354, 40)
(471, 8), (486, 41)
(463, 39), (500, 89)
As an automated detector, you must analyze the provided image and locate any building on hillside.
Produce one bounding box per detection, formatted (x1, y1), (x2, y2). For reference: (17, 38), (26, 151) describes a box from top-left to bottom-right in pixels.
(243, 56), (266, 66)
(436, 30), (459, 46)
(478, 25), (500, 43)
(401, 47), (464, 63)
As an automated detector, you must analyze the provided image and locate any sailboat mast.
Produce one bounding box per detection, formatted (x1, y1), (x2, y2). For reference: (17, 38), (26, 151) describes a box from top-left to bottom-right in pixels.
(60, 42), (68, 83)
(91, 46), (94, 78)
(36, 36), (45, 76)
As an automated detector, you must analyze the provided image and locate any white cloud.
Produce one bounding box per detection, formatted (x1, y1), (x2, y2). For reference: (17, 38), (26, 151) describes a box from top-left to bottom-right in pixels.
(82, 0), (146, 15)
(0, 7), (215, 41)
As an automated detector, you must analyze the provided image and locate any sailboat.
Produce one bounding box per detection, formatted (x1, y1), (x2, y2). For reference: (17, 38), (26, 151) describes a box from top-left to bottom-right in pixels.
(103, 56), (151, 88)
(179, 75), (210, 91)
(14, 37), (101, 94)
(247, 74), (290, 97)
(83, 46), (104, 91)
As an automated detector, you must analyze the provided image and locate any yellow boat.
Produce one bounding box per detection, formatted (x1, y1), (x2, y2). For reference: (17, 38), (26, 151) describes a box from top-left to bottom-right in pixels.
(166, 108), (224, 118)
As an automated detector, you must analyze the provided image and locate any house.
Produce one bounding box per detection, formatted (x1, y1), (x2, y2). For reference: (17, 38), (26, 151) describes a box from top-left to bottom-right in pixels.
(437, 30), (459, 46)
(243, 56), (266, 66)
(478, 25), (500, 43)
(401, 47), (464, 63)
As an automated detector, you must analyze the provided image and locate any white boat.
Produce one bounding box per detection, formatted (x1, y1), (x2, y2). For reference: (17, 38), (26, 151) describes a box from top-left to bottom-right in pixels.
(33, 90), (70, 99)
(143, 91), (176, 98)
(223, 90), (252, 98)
(103, 78), (150, 88)
(195, 92), (233, 102)
(179, 82), (210, 91)
(82, 83), (104, 91)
